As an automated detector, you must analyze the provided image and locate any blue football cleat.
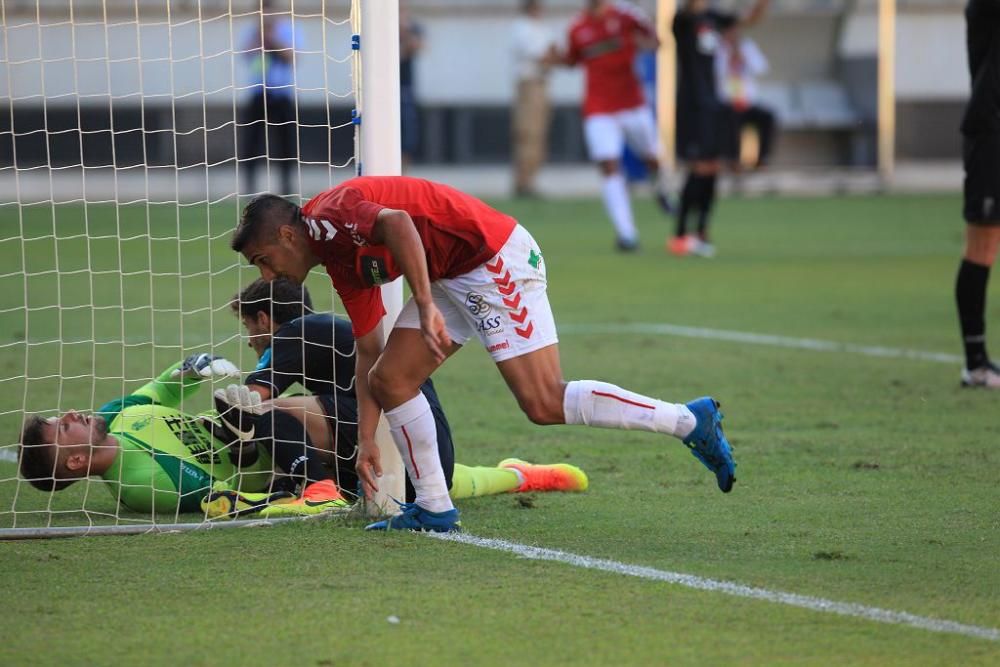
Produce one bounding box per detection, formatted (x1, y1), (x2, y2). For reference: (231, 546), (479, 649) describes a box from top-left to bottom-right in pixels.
(364, 502), (461, 533)
(683, 397), (736, 493)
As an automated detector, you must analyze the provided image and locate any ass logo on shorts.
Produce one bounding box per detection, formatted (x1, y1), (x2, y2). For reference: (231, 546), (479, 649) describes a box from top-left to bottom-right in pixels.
(465, 292), (492, 318)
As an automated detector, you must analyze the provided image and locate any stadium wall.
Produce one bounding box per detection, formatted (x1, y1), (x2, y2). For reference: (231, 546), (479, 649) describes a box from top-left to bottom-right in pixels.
(0, 1), (969, 168)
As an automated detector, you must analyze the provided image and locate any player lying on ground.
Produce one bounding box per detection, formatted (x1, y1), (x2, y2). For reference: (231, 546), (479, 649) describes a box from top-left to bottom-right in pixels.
(230, 175), (736, 533)
(15, 354), (321, 517)
(230, 276), (588, 503)
(17, 350), (586, 518)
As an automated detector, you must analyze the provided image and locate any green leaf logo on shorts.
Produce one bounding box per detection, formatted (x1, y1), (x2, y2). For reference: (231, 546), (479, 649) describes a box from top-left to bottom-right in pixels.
(528, 249), (543, 269)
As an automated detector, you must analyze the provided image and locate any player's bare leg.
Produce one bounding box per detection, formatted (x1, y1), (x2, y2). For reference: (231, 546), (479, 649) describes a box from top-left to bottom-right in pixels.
(366, 327), (463, 525)
(598, 158), (640, 252)
(496, 343), (736, 492)
(266, 396), (335, 465)
(957, 224), (1000, 387)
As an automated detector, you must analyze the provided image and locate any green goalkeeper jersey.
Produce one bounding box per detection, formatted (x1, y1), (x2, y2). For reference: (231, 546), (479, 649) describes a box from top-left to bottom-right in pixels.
(96, 363), (271, 514)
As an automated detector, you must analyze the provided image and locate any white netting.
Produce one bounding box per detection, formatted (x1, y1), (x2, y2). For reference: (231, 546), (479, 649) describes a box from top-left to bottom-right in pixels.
(0, 0), (365, 535)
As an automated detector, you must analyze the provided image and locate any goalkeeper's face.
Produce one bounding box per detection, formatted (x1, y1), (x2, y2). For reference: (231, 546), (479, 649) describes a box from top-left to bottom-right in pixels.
(46, 410), (110, 450)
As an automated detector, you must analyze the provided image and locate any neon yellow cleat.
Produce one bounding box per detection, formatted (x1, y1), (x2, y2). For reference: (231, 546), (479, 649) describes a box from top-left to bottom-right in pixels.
(498, 458), (589, 493)
(258, 479), (350, 518)
(201, 486), (295, 520)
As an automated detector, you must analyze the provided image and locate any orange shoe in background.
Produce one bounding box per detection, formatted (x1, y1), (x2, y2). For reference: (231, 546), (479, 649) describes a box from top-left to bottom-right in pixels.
(498, 459), (589, 493)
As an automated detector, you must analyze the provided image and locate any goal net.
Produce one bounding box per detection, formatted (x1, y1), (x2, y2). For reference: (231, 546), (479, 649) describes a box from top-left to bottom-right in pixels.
(0, 0), (402, 538)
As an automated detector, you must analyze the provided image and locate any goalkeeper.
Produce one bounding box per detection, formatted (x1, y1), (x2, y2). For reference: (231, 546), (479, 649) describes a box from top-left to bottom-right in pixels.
(15, 354), (342, 517)
(231, 277), (589, 506)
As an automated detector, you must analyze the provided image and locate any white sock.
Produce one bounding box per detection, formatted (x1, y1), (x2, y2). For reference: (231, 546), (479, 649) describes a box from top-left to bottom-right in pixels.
(384, 394), (454, 513)
(601, 173), (637, 243)
(562, 380), (696, 439)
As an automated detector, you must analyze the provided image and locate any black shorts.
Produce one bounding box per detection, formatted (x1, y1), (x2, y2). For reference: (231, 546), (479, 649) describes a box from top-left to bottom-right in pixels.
(316, 382), (455, 503)
(676, 103), (725, 162)
(963, 133), (1000, 224)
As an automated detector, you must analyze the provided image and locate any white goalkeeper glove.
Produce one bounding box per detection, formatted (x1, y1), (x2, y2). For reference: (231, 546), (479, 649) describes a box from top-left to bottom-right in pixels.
(213, 384), (267, 442)
(171, 353), (241, 381)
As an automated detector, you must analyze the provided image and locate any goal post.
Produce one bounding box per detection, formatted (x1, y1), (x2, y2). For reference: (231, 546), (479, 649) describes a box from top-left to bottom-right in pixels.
(0, 0), (403, 538)
(356, 0), (406, 516)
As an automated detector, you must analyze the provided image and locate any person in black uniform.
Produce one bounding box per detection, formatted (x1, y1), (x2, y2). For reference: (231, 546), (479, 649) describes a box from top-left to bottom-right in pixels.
(233, 278), (455, 500)
(670, 0), (768, 258)
(956, 0), (1000, 388)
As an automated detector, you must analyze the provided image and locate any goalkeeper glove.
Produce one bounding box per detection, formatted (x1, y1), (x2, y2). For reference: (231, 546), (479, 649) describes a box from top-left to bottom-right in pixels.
(171, 353), (240, 381)
(213, 384), (267, 442)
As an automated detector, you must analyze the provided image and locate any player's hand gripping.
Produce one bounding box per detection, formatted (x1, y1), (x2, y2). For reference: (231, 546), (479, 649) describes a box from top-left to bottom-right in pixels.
(171, 353), (240, 381)
(213, 384), (267, 442)
(418, 301), (451, 364)
(356, 437), (383, 499)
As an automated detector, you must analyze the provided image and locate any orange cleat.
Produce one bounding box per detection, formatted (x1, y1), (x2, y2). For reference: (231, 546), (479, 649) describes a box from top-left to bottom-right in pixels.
(667, 235), (690, 256)
(259, 479), (350, 518)
(498, 458), (589, 493)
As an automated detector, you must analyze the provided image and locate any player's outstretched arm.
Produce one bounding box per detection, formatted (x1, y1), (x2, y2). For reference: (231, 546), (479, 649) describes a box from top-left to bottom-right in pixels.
(372, 209), (451, 362)
(130, 353), (240, 409)
(739, 0), (770, 28)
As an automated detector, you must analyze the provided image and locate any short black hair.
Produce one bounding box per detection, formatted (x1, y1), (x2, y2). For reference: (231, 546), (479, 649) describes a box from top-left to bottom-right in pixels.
(231, 194), (302, 254)
(231, 278), (315, 326)
(18, 416), (75, 492)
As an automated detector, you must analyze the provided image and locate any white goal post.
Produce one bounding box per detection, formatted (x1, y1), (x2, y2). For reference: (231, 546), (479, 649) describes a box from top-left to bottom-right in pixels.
(0, 0), (403, 538)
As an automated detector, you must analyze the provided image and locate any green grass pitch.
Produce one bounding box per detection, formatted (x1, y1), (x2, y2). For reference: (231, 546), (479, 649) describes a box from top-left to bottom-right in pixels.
(1, 193), (998, 665)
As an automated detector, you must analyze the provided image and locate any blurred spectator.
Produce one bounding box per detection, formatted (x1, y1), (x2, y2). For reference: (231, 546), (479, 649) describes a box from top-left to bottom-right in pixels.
(557, 0), (673, 253)
(511, 0), (558, 198)
(716, 26), (775, 169)
(239, 0), (301, 196)
(400, 2), (424, 170)
(671, 0), (768, 258)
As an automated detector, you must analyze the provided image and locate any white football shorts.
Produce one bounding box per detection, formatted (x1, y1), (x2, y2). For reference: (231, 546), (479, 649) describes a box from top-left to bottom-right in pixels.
(394, 224), (558, 362)
(583, 105), (660, 163)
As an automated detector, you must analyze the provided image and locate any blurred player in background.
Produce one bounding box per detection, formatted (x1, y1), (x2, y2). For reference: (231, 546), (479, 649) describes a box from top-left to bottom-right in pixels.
(671, 0), (769, 258)
(400, 1), (424, 171)
(229, 176), (736, 533)
(232, 277), (589, 501)
(956, 0), (1000, 388)
(557, 0), (674, 252)
(511, 0), (558, 198)
(716, 25), (775, 170)
(239, 0), (301, 196)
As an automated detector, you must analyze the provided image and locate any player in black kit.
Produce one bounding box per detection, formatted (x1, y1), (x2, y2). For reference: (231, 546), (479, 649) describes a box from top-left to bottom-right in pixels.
(956, 0), (1000, 388)
(228, 278), (590, 509)
(234, 278), (455, 502)
(670, 0), (768, 258)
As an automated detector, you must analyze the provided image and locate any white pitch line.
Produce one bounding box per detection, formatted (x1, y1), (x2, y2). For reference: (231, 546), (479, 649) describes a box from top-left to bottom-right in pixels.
(430, 533), (999, 643)
(0, 450), (17, 464)
(559, 323), (963, 365)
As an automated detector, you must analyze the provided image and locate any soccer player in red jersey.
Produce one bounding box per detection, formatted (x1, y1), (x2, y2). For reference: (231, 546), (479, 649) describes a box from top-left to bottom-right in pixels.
(557, 0), (673, 251)
(230, 176), (735, 531)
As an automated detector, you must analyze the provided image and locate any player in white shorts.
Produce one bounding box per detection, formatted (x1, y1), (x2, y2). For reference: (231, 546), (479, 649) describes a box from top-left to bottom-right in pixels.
(229, 176), (737, 533)
(558, 0), (673, 251)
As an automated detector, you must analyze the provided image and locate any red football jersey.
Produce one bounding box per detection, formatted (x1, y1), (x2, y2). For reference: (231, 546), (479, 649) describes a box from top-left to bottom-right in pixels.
(300, 176), (518, 337)
(567, 1), (655, 116)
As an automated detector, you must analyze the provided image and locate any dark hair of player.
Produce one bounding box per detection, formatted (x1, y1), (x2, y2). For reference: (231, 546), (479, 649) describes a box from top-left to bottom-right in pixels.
(230, 194), (302, 253)
(231, 278), (315, 326)
(18, 416), (75, 492)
